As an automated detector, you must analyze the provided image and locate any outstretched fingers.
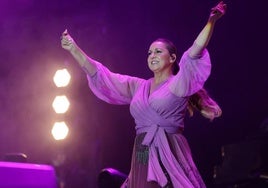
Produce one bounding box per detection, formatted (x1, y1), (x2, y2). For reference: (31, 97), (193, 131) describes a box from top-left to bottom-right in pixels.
(212, 1), (227, 16)
(209, 1), (227, 21)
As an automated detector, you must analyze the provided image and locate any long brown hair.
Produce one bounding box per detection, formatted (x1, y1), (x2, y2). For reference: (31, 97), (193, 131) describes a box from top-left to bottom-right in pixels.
(154, 38), (222, 120)
(188, 88), (222, 121)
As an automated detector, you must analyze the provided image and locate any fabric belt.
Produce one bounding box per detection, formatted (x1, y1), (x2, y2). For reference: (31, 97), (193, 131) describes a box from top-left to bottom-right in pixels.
(136, 124), (187, 187)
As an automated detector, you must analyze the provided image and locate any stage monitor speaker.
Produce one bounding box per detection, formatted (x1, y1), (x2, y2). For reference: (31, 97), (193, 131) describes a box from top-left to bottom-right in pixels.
(98, 168), (127, 188)
(0, 161), (57, 188)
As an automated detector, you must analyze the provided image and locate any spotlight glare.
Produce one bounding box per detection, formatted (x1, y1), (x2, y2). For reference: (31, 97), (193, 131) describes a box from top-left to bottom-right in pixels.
(52, 95), (70, 114)
(53, 68), (71, 87)
(51, 121), (69, 140)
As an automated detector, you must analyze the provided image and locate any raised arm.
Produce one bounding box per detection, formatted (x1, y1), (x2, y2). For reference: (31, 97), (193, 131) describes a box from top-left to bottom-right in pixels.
(61, 29), (97, 76)
(189, 1), (227, 58)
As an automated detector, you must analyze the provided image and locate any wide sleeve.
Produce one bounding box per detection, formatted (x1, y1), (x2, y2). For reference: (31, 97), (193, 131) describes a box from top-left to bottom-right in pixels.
(86, 61), (144, 105)
(169, 48), (211, 97)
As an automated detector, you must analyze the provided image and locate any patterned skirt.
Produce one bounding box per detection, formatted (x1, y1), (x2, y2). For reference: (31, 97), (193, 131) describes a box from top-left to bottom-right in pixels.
(120, 132), (206, 188)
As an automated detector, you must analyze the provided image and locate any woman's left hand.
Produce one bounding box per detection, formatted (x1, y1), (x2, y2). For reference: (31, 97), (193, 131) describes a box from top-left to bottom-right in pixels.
(209, 1), (227, 22)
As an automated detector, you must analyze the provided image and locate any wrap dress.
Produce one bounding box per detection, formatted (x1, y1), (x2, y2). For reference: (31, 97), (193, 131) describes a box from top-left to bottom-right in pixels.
(86, 48), (211, 188)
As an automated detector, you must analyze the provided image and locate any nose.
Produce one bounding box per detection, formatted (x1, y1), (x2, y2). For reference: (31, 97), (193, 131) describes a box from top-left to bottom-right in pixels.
(149, 51), (156, 59)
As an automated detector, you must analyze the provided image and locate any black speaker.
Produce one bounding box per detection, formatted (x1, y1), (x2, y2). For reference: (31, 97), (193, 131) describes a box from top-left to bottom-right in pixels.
(3, 153), (28, 163)
(213, 139), (268, 187)
(98, 168), (127, 188)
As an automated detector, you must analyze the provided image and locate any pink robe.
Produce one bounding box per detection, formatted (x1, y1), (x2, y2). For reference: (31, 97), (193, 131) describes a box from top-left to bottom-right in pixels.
(87, 48), (211, 188)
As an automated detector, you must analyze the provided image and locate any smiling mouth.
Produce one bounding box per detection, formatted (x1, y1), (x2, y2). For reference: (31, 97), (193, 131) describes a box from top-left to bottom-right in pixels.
(151, 61), (159, 65)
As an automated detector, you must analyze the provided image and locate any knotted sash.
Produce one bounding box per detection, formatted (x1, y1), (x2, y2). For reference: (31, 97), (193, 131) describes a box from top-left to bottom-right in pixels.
(135, 81), (195, 188)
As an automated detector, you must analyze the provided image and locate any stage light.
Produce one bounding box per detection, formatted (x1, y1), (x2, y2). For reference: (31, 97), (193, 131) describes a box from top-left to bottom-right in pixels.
(52, 95), (70, 114)
(51, 121), (69, 140)
(51, 68), (71, 142)
(53, 68), (71, 87)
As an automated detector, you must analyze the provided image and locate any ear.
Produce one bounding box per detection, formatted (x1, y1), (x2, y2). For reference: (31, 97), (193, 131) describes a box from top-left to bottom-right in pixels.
(170, 54), (176, 63)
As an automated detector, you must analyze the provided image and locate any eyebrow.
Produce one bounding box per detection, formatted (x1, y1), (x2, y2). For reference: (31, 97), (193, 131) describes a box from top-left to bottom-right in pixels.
(149, 47), (164, 51)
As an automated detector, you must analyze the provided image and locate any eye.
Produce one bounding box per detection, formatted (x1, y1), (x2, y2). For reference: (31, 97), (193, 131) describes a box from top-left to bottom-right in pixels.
(156, 50), (162, 54)
(148, 51), (152, 56)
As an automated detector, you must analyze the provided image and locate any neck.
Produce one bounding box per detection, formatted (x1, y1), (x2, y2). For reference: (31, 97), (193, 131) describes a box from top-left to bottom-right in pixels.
(150, 73), (172, 95)
(153, 71), (172, 84)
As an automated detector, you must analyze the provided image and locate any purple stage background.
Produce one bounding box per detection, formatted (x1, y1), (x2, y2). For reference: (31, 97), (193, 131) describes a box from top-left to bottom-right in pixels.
(0, 0), (267, 187)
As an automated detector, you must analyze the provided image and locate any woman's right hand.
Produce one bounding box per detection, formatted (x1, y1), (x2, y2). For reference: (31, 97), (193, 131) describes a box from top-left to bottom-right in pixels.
(60, 29), (97, 75)
(61, 29), (76, 52)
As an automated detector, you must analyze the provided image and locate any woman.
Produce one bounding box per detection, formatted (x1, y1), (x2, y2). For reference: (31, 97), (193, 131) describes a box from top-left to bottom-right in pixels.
(61, 1), (226, 187)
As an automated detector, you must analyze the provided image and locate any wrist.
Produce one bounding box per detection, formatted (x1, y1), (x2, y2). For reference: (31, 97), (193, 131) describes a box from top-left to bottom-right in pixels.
(207, 17), (217, 24)
(69, 43), (77, 54)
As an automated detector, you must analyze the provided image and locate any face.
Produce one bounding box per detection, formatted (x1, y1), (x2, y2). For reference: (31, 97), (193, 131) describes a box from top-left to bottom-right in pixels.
(147, 41), (175, 74)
